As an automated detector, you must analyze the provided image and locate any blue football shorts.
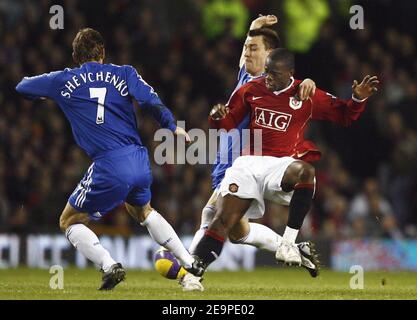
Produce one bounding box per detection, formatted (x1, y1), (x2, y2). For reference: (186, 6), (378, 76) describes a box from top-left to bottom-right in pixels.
(69, 144), (152, 220)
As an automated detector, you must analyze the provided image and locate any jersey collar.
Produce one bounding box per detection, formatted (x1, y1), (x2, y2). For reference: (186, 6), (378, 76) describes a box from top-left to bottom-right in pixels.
(273, 77), (295, 95)
(249, 72), (264, 81)
(81, 61), (102, 67)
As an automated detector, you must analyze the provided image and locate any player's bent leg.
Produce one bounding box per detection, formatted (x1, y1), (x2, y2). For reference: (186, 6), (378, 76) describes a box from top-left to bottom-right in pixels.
(60, 202), (125, 290)
(280, 160), (315, 241)
(59, 202), (90, 232)
(124, 201), (153, 223)
(228, 218), (250, 243)
(180, 192), (218, 292)
(125, 202), (204, 281)
(228, 218), (319, 276)
(188, 190), (218, 254)
(125, 202), (194, 267)
(211, 195), (253, 238)
(125, 202), (204, 290)
(229, 220), (283, 252)
(192, 194), (252, 271)
(276, 161), (315, 265)
(187, 204), (216, 254)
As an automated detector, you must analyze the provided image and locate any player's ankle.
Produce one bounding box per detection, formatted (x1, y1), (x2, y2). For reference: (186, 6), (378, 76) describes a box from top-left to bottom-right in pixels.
(283, 226), (299, 244)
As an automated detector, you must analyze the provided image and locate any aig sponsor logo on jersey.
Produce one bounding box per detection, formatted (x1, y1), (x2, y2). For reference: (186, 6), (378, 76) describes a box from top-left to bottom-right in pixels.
(255, 107), (292, 132)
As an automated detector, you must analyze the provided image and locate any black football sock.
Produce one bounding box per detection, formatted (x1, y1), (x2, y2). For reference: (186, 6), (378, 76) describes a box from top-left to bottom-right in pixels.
(287, 183), (314, 230)
(193, 230), (225, 267)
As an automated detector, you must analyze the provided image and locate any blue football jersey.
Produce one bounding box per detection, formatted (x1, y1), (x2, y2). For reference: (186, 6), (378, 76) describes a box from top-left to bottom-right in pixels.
(211, 65), (262, 190)
(16, 62), (176, 159)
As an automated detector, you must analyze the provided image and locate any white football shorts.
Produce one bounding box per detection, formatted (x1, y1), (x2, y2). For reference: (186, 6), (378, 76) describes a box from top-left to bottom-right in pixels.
(218, 155), (297, 219)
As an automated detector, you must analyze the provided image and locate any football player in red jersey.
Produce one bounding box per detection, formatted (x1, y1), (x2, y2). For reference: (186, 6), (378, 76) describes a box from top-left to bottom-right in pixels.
(192, 48), (379, 271)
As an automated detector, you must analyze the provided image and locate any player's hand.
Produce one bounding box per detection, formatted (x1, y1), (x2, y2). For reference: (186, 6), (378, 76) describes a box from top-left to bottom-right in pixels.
(297, 78), (316, 101)
(210, 103), (229, 120)
(174, 127), (191, 143)
(250, 14), (278, 30)
(352, 75), (379, 100)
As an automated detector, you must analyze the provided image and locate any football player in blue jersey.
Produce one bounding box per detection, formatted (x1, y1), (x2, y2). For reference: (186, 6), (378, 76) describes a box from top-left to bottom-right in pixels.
(16, 28), (204, 291)
(181, 15), (319, 290)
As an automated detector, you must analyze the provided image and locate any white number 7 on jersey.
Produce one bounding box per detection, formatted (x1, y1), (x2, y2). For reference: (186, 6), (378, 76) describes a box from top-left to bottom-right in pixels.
(89, 87), (107, 124)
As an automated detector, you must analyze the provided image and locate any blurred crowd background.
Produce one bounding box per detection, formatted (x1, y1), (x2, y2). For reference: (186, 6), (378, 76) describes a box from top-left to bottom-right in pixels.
(1, 0), (416, 241)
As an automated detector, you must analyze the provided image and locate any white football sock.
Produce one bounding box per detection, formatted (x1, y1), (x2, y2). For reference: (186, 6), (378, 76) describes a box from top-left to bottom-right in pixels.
(200, 205), (216, 227)
(237, 223), (282, 252)
(283, 226), (299, 244)
(65, 223), (116, 272)
(141, 210), (194, 268)
(188, 205), (216, 254)
(188, 228), (206, 255)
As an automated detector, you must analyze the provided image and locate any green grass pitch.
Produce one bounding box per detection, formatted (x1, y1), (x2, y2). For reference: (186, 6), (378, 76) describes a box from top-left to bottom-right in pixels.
(0, 267), (416, 300)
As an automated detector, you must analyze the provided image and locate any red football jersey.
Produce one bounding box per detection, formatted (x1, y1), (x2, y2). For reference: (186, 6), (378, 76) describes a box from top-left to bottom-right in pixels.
(209, 77), (367, 162)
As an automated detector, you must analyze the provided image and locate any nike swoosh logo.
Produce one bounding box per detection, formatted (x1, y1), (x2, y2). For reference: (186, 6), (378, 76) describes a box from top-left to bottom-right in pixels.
(252, 96), (263, 101)
(294, 151), (309, 158)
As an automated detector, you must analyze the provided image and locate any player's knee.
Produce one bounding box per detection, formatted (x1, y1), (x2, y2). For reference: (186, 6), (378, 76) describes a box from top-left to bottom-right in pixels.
(126, 202), (153, 223)
(210, 213), (231, 235)
(212, 211), (242, 237)
(282, 161), (315, 191)
(211, 195), (249, 236)
(59, 215), (68, 233)
(229, 231), (246, 243)
(59, 214), (76, 232)
(137, 204), (153, 222)
(298, 163), (315, 183)
(228, 227), (240, 243)
(229, 219), (249, 243)
(59, 211), (89, 233)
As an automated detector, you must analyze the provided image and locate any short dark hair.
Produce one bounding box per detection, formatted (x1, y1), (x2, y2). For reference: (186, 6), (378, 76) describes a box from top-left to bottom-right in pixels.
(248, 28), (281, 50)
(72, 28), (105, 65)
(268, 48), (295, 69)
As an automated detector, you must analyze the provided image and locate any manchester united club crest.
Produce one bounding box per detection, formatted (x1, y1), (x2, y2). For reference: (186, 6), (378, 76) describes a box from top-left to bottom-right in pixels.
(289, 96), (303, 110)
(229, 183), (239, 193)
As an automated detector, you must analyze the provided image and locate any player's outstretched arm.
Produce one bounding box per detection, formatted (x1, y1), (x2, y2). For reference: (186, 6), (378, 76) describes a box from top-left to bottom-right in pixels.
(239, 14), (278, 68)
(352, 75), (379, 101)
(16, 71), (59, 100)
(311, 75), (379, 127)
(126, 66), (177, 132)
